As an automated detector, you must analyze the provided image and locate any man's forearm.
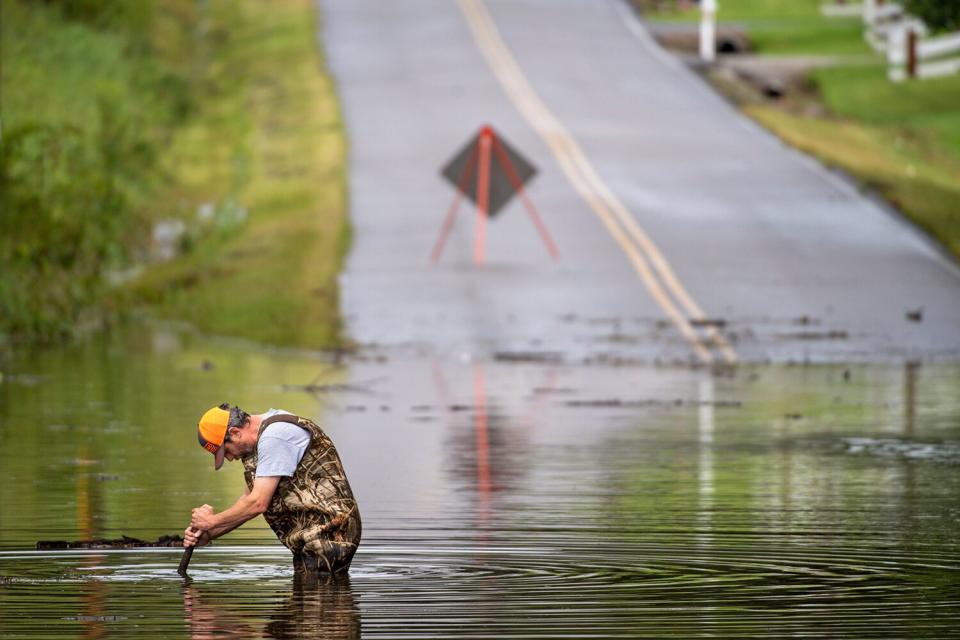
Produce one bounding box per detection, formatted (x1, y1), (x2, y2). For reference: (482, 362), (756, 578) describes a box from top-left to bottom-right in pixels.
(207, 516), (245, 540)
(207, 494), (266, 539)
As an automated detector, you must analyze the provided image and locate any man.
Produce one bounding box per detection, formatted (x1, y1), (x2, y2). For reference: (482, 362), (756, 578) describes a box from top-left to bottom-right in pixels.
(184, 403), (361, 575)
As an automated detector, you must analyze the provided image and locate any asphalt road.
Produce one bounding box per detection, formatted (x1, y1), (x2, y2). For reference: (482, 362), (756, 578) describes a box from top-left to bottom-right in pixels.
(319, 0), (960, 364)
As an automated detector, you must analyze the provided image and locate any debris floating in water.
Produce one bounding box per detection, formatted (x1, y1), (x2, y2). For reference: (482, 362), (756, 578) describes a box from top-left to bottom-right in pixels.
(36, 535), (184, 550)
(565, 398), (742, 409)
(842, 438), (960, 463)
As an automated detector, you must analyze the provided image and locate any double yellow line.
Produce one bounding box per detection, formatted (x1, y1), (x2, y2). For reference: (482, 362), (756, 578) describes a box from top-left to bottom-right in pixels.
(458, 0), (737, 366)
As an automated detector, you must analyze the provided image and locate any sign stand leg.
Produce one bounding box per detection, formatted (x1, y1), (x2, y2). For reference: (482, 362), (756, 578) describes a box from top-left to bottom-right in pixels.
(431, 140), (480, 264)
(491, 135), (560, 259)
(473, 127), (494, 266)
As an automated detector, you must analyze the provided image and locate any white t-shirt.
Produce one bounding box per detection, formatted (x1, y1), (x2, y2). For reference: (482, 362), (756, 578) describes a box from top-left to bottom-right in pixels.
(255, 409), (311, 478)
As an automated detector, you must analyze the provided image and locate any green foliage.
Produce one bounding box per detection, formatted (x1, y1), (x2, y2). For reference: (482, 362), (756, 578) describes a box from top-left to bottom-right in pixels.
(1, 0), (349, 347)
(0, 0), (212, 342)
(0, 1), (169, 341)
(904, 0), (960, 32)
(123, 0), (349, 349)
(0, 113), (150, 339)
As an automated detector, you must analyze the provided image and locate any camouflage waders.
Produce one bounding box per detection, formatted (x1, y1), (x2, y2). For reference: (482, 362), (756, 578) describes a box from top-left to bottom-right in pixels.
(242, 414), (361, 575)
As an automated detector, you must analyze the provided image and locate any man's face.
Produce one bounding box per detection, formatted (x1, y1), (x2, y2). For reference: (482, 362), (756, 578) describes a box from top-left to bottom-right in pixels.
(221, 427), (251, 463)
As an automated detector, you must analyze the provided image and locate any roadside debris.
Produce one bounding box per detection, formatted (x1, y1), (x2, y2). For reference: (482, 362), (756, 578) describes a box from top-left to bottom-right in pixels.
(281, 377), (384, 395)
(690, 318), (727, 328)
(778, 330), (849, 340)
(493, 351), (564, 364)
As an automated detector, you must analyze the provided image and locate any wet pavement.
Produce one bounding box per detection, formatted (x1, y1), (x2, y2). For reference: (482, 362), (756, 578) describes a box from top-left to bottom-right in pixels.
(325, 0), (960, 364)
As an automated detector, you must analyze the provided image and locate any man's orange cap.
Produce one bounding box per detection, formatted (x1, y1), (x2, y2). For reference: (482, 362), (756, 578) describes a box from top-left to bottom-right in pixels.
(198, 406), (230, 470)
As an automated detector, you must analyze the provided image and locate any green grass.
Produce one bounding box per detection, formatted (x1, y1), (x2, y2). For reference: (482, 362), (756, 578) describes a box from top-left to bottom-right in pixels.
(747, 105), (960, 258)
(639, 0), (873, 55)
(751, 64), (960, 258)
(748, 19), (869, 55)
(813, 65), (960, 155)
(2, 4), (131, 130)
(642, 0), (826, 20)
(641, 0), (960, 261)
(0, 1), (176, 340)
(1, 0), (349, 348)
(122, 0), (349, 349)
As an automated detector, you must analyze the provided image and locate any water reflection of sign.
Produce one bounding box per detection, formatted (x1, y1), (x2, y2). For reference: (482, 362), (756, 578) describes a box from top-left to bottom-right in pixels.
(432, 125), (559, 265)
(432, 363), (557, 537)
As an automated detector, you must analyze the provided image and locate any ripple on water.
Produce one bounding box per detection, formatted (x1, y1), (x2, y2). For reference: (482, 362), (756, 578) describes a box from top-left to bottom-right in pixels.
(1, 540), (959, 637)
(2, 344), (960, 637)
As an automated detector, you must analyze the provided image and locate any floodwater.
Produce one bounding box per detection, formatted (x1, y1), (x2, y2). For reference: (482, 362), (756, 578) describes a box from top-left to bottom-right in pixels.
(1, 324), (958, 638)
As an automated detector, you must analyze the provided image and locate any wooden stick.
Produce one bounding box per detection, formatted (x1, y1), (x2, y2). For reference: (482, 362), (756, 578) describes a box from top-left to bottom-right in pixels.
(178, 546), (194, 577)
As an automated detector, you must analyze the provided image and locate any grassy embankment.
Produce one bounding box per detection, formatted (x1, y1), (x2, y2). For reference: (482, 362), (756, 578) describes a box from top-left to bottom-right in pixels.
(639, 0), (960, 259)
(0, 0), (348, 348)
(124, 0), (350, 348)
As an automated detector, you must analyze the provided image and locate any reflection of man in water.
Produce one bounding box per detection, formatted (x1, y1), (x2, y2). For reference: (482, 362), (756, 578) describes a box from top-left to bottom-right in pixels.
(184, 404), (362, 575)
(266, 576), (361, 639)
(183, 576), (360, 640)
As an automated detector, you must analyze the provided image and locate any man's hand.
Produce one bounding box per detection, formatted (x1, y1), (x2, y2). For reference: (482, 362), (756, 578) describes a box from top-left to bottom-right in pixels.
(183, 526), (211, 548)
(190, 504), (217, 531)
(184, 479), (279, 545)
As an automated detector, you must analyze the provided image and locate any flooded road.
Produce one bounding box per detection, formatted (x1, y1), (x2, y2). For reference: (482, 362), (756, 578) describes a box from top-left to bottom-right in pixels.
(1, 325), (958, 637)
(326, 0), (960, 366)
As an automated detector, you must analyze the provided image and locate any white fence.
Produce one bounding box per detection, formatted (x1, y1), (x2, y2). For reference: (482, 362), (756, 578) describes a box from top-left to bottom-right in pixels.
(888, 30), (960, 81)
(820, 0), (960, 81)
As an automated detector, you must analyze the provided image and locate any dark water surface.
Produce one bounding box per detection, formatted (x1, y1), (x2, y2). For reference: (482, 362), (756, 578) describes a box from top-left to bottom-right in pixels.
(1, 325), (958, 638)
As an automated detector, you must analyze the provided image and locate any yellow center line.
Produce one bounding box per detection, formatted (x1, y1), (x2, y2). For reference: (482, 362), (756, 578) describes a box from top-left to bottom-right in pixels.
(458, 0), (737, 365)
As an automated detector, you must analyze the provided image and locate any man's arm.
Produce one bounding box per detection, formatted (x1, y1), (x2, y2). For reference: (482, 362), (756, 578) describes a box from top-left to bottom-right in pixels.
(184, 484), (252, 547)
(189, 476), (281, 541)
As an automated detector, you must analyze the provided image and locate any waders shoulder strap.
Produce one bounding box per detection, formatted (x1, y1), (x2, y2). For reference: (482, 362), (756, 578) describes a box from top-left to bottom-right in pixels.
(260, 413), (303, 430)
(250, 413), (309, 460)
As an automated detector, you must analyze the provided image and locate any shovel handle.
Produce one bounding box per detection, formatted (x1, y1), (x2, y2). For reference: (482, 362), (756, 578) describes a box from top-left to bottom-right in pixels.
(178, 545), (194, 576)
